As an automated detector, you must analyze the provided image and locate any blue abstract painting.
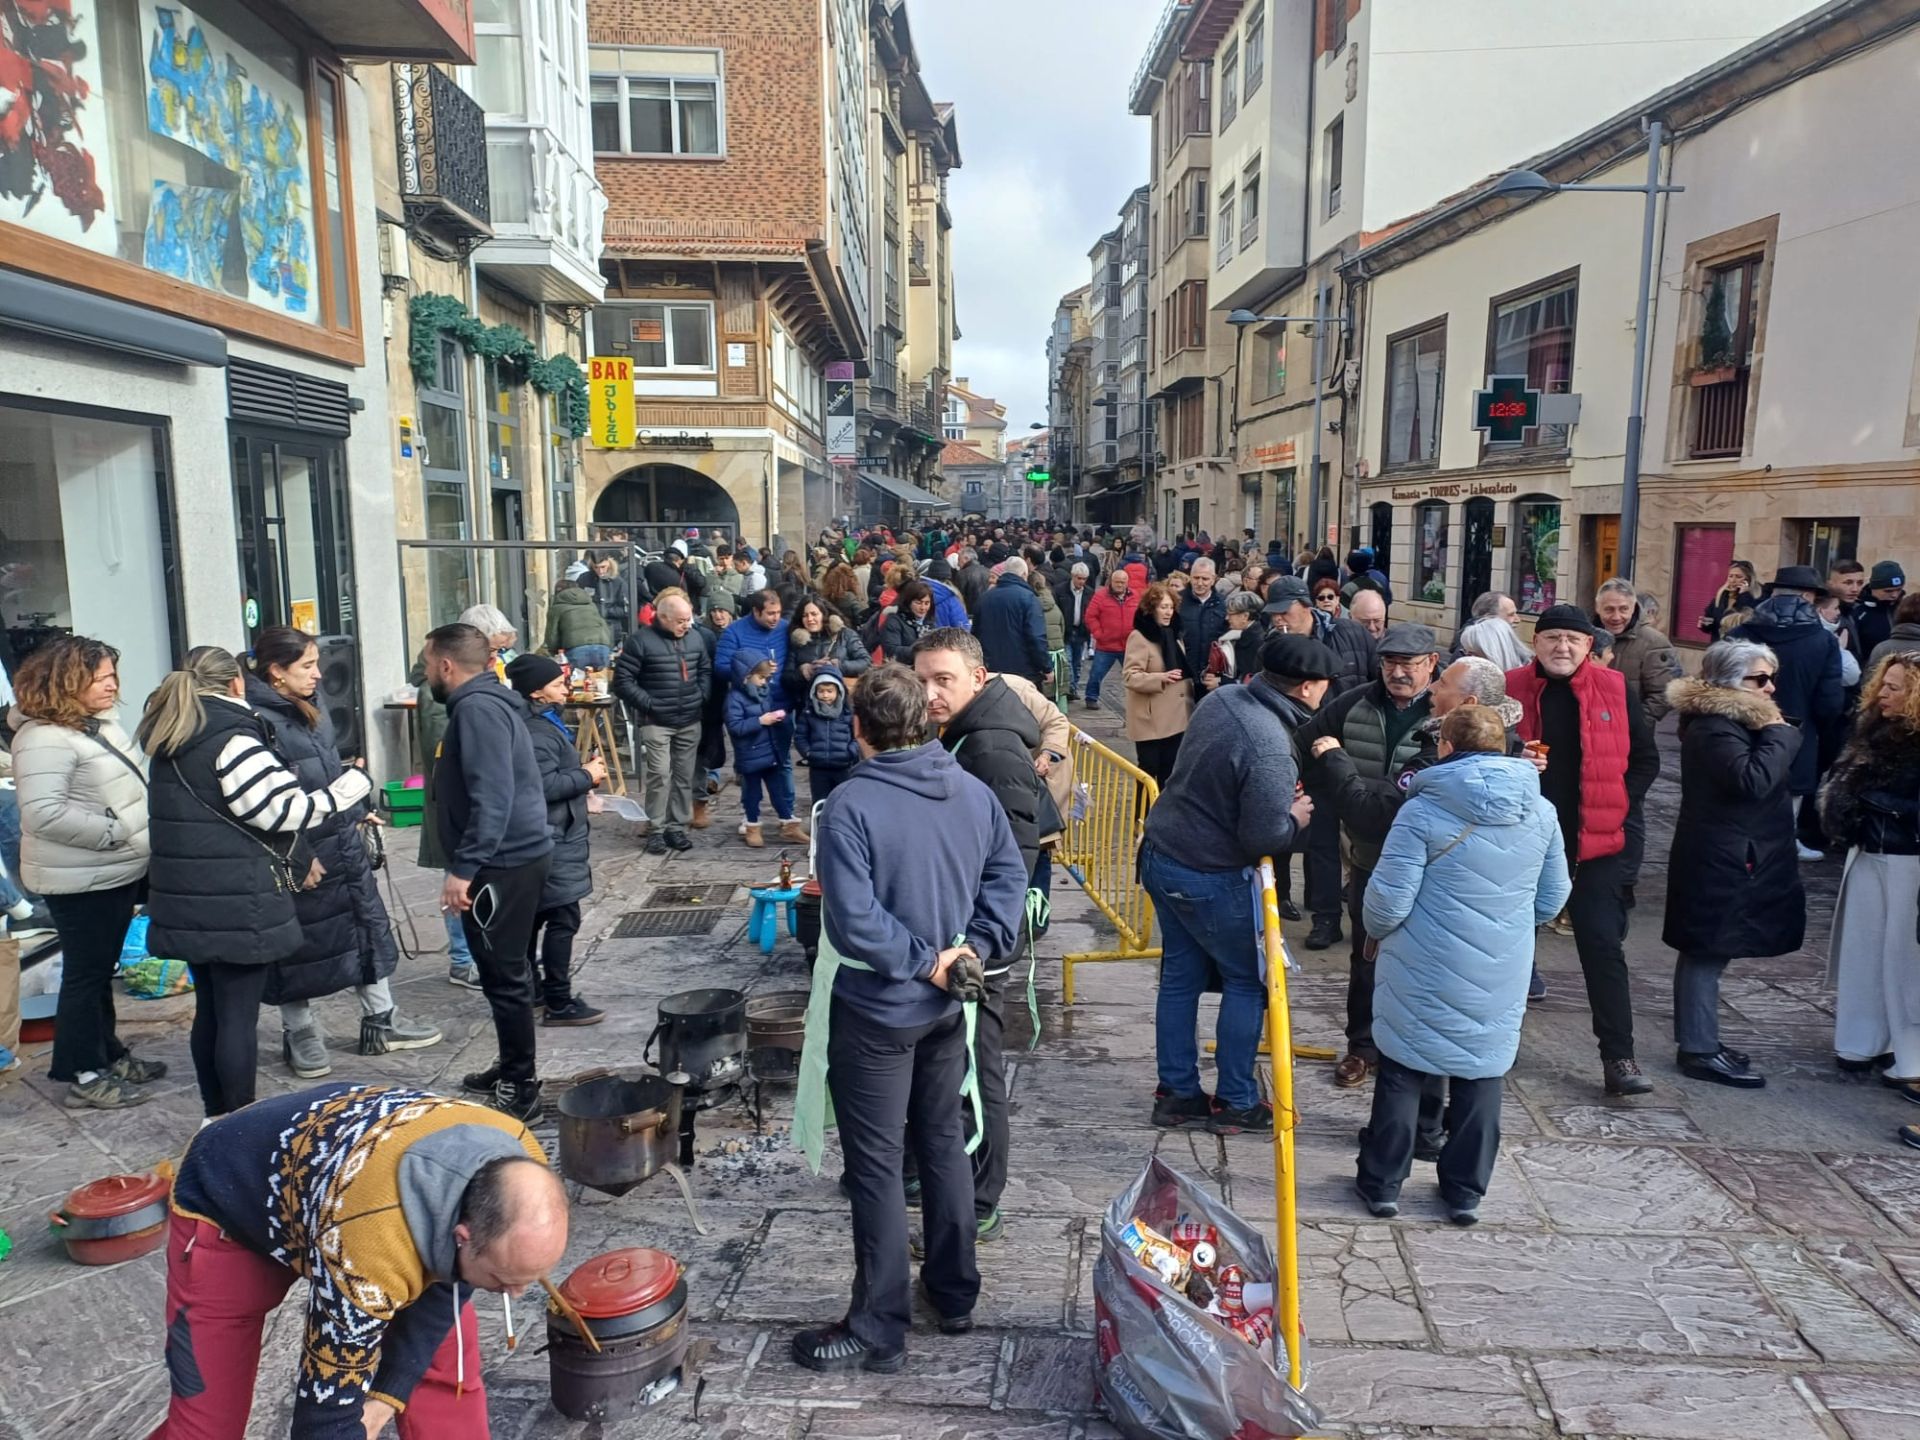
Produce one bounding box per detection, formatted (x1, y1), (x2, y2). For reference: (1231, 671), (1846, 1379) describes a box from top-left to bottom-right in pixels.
(143, 180), (233, 290)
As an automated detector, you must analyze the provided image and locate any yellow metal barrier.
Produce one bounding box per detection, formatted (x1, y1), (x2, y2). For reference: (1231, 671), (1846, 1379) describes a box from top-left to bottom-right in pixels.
(1257, 855), (1306, 1392)
(1057, 728), (1160, 1005)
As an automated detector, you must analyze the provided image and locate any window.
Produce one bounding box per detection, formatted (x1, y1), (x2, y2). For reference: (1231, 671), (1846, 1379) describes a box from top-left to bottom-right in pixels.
(1254, 327), (1287, 401)
(1415, 500), (1449, 604)
(1512, 498), (1561, 614)
(485, 361), (523, 486)
(1220, 44), (1239, 128)
(1328, 0), (1349, 55)
(1673, 524), (1735, 646)
(1165, 281), (1208, 356)
(1240, 162), (1260, 252)
(1689, 254), (1760, 458)
(589, 47), (723, 155)
(944, 394), (968, 440)
(1217, 186), (1235, 269)
(1324, 116), (1344, 217)
(597, 301), (714, 371)
(1791, 518), (1860, 577)
(1173, 390), (1207, 460)
(1370, 500), (1394, 583)
(546, 397), (577, 542)
(419, 338), (476, 623)
(1244, 5), (1265, 97)
(1190, 174), (1209, 238)
(1182, 499), (1201, 537)
(473, 0), (526, 116)
(1488, 274), (1577, 449)
(1383, 322), (1445, 468)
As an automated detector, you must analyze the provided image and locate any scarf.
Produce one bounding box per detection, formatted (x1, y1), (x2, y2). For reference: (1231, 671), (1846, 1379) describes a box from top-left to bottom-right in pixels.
(1134, 607), (1186, 677)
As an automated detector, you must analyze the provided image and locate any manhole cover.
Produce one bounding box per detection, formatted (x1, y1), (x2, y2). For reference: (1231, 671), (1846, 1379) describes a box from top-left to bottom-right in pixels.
(643, 883), (739, 908)
(612, 910), (724, 938)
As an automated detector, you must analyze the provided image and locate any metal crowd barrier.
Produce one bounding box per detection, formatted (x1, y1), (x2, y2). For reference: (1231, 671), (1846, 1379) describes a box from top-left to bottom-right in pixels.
(1057, 728), (1161, 1005)
(1257, 854), (1307, 1391)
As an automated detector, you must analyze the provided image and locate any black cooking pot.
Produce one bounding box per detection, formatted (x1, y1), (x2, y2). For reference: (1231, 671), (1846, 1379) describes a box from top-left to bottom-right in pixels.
(557, 1072), (683, 1199)
(645, 988), (747, 1089)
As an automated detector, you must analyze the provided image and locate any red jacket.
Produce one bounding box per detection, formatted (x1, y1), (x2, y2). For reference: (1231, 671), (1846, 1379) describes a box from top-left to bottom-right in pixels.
(1505, 660), (1631, 862)
(1085, 589), (1135, 653)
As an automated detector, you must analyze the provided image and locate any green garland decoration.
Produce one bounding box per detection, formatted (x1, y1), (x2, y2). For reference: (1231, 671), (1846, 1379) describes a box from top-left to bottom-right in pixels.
(408, 293), (589, 438)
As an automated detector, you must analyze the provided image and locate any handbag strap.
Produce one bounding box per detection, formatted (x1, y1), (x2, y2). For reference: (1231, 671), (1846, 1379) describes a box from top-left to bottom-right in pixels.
(83, 729), (149, 789)
(167, 757), (300, 889)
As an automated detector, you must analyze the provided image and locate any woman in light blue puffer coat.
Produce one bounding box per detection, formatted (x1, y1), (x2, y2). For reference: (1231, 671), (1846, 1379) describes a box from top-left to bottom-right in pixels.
(1355, 705), (1570, 1225)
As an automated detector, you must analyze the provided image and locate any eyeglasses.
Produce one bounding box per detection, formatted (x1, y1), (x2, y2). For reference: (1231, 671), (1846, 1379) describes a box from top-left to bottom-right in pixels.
(1741, 672), (1777, 688)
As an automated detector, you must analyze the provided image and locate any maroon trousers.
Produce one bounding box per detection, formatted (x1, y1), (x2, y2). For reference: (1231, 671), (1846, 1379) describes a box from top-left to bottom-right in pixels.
(147, 1212), (489, 1439)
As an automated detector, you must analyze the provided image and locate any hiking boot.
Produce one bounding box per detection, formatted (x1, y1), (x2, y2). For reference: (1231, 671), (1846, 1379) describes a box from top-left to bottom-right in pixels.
(448, 962), (484, 990)
(665, 830), (693, 852)
(283, 1025), (332, 1079)
(1151, 1090), (1214, 1129)
(791, 1323), (905, 1374)
(488, 1079), (544, 1123)
(1603, 1058), (1653, 1096)
(741, 823), (764, 848)
(1208, 1100), (1274, 1136)
(110, 1052), (169, 1084)
(779, 818), (809, 845)
(359, 1010), (442, 1056)
(1304, 919), (1341, 951)
(461, 1063), (502, 1094)
(64, 1073), (150, 1110)
(542, 997), (607, 1027)
(690, 800), (712, 830)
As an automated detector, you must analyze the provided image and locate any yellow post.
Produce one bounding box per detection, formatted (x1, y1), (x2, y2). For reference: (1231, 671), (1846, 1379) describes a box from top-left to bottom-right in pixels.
(1257, 856), (1305, 1393)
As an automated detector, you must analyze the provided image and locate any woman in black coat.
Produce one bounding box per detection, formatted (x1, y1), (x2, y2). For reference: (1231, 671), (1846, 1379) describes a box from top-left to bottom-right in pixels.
(782, 597), (872, 702)
(1662, 639), (1803, 1090)
(505, 654), (606, 1027)
(247, 630), (438, 1078)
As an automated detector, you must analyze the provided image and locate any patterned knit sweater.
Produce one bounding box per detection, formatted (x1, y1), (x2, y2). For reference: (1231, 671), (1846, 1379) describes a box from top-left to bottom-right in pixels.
(171, 1084), (547, 1438)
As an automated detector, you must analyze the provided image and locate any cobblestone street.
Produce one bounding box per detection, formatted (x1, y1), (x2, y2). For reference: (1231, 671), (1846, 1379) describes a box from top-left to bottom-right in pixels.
(3, 702), (1920, 1440)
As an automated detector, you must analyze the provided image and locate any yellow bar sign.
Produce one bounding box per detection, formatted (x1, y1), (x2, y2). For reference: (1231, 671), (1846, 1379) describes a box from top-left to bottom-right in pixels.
(587, 356), (635, 449)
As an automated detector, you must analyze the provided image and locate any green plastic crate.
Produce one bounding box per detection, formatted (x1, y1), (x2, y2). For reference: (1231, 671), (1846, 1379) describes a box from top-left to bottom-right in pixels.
(382, 781), (425, 828)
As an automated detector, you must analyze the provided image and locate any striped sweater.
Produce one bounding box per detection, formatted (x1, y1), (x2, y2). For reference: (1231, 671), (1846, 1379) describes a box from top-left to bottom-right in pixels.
(208, 695), (371, 832)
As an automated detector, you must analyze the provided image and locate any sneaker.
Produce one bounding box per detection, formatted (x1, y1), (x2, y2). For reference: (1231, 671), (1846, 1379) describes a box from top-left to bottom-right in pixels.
(1796, 841), (1824, 862)
(647, 835), (669, 856)
(1546, 909), (1574, 937)
(1603, 1058), (1654, 1096)
(448, 963), (484, 990)
(1151, 1090), (1213, 1129)
(1279, 899), (1302, 922)
(359, 1010), (443, 1056)
(9, 904), (55, 940)
(1414, 1138), (1443, 1164)
(542, 998), (607, 1027)
(1354, 1183), (1398, 1219)
(1208, 1100), (1275, 1136)
(903, 1175), (922, 1208)
(283, 1025), (332, 1079)
(1304, 919), (1341, 951)
(1445, 1203), (1481, 1227)
(1677, 1047), (1764, 1089)
(665, 830), (693, 852)
(1900, 1124), (1920, 1152)
(65, 1073), (150, 1110)
(0, 1046), (18, 1074)
(791, 1323), (905, 1374)
(110, 1052), (169, 1084)
(488, 1079), (544, 1123)
(1528, 967), (1547, 1003)
(461, 1063), (502, 1094)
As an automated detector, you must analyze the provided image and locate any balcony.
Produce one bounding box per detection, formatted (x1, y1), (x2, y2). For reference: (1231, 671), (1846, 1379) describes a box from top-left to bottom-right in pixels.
(476, 127), (606, 305)
(1690, 370), (1751, 458)
(858, 379), (900, 425)
(395, 65), (492, 246)
(1116, 431), (1143, 464)
(282, 0), (474, 64)
(910, 228), (930, 282)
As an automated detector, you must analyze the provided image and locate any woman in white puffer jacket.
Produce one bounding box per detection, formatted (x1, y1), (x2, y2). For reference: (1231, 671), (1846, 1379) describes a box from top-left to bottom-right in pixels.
(11, 635), (156, 1110)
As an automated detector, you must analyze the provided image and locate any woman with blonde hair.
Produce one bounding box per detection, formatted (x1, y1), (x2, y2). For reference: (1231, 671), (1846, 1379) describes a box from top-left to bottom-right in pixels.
(11, 635), (157, 1109)
(1821, 651), (1920, 1109)
(138, 646), (373, 1119)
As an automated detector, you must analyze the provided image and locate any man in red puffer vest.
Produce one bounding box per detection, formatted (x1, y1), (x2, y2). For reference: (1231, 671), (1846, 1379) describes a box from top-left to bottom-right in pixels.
(1507, 605), (1660, 1098)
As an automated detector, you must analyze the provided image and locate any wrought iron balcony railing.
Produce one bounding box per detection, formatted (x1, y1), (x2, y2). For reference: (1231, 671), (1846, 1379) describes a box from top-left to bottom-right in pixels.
(396, 65), (491, 243)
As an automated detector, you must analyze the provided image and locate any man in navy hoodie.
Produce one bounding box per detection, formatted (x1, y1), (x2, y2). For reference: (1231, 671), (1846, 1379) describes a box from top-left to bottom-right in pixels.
(793, 664), (1027, 1374)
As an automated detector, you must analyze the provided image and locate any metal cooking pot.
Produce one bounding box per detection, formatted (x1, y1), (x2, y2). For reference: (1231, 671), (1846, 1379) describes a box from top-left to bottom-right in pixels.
(557, 1072), (683, 1198)
(644, 988), (747, 1089)
(744, 989), (808, 1052)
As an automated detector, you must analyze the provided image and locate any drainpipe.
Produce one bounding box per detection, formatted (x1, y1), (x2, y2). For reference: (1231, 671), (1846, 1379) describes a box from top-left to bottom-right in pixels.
(762, 460), (773, 551)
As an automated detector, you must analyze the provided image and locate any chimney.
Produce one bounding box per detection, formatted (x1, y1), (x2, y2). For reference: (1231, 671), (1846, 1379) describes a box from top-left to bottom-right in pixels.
(953, 377), (969, 390)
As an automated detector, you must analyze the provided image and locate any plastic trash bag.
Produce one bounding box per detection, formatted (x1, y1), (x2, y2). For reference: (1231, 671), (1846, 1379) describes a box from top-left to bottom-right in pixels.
(1093, 1155), (1319, 1440)
(118, 915), (151, 968)
(121, 957), (193, 999)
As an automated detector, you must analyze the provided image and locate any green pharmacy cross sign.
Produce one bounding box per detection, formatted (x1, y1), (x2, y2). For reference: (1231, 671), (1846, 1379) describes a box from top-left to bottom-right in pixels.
(1472, 374), (1541, 446)
(1026, 468), (1051, 485)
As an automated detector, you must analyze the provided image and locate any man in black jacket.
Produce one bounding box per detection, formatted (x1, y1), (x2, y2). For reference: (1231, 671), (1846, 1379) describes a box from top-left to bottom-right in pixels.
(642, 543), (709, 613)
(613, 590), (712, 855)
(913, 628), (1051, 1242)
(423, 623), (554, 1121)
(589, 553), (634, 648)
(954, 547), (992, 615)
(1179, 558), (1228, 700)
(972, 557), (1049, 686)
(1054, 562), (1094, 700)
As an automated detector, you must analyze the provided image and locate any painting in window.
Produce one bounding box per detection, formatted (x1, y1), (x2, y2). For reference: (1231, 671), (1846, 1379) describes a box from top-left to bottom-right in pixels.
(1513, 500), (1560, 614)
(1415, 501), (1448, 604)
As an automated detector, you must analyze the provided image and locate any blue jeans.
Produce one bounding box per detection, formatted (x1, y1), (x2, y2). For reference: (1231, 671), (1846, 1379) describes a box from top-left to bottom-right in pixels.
(567, 643), (612, 671)
(444, 905), (473, 966)
(1087, 648), (1122, 710)
(740, 765), (796, 823)
(0, 786), (29, 909)
(1142, 844), (1266, 1109)
(1067, 638), (1087, 694)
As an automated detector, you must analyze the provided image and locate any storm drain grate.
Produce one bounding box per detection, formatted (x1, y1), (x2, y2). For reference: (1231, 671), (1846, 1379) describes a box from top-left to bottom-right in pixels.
(612, 910), (724, 939)
(643, 883), (739, 908)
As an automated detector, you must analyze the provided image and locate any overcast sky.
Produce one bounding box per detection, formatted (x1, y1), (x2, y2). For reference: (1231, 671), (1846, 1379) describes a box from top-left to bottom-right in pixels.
(908, 0), (1165, 430)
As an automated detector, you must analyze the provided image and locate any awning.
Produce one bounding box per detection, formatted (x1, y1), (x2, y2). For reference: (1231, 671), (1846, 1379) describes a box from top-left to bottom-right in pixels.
(1094, 482), (1144, 500)
(858, 470), (952, 509)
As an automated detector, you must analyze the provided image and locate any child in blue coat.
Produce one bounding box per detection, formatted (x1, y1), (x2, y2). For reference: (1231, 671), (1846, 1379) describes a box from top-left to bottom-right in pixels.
(1354, 704), (1570, 1226)
(794, 665), (859, 809)
(725, 653), (802, 847)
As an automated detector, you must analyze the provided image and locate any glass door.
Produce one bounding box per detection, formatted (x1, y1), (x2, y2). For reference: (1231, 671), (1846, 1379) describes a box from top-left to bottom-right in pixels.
(233, 431), (354, 640)
(1459, 495), (1495, 628)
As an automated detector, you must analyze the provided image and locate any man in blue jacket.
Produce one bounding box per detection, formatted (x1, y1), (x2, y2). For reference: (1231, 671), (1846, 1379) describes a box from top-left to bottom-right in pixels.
(795, 664), (1027, 1373)
(712, 588), (789, 682)
(971, 556), (1049, 685)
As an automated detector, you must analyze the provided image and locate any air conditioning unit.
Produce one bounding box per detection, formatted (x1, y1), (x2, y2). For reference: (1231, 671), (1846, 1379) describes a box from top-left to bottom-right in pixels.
(317, 635), (362, 760)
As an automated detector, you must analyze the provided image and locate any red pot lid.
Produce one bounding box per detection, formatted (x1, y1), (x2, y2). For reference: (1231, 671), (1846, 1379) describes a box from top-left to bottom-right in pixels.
(559, 1247), (680, 1319)
(801, 877), (822, 898)
(63, 1172), (170, 1220)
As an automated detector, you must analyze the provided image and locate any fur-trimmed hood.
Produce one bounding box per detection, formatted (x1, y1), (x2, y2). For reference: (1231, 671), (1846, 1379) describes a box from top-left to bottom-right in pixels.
(1418, 696), (1524, 737)
(789, 612), (846, 648)
(1666, 675), (1784, 730)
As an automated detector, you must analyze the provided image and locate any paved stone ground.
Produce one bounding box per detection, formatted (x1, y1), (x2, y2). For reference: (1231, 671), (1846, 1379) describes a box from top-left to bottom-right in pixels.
(3, 684), (1920, 1440)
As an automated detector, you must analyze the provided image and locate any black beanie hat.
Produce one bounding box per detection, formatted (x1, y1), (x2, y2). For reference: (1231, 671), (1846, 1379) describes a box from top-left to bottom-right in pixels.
(505, 652), (565, 697)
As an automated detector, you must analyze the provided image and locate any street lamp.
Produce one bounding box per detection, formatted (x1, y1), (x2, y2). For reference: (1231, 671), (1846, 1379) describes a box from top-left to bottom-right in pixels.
(1486, 120), (1684, 580)
(1228, 301), (1351, 551)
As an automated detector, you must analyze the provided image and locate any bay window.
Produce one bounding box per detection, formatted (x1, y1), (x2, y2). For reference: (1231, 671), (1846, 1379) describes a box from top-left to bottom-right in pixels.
(589, 47), (724, 155)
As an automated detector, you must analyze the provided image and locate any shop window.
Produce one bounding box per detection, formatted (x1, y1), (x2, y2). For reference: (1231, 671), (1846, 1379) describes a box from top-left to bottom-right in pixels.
(1512, 497), (1561, 615)
(595, 301), (715, 371)
(1673, 524), (1735, 647)
(1688, 254), (1760, 458)
(1488, 274), (1577, 450)
(0, 403), (180, 718)
(589, 47), (723, 155)
(0, 0), (357, 338)
(1415, 500), (1449, 605)
(1383, 321), (1444, 468)
(1243, 5), (1265, 98)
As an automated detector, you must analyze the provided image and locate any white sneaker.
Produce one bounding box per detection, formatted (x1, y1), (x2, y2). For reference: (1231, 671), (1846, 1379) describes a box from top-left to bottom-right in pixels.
(1796, 842), (1824, 862)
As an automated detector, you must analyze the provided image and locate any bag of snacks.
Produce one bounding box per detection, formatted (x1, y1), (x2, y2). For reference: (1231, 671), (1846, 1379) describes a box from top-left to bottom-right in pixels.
(1093, 1156), (1317, 1440)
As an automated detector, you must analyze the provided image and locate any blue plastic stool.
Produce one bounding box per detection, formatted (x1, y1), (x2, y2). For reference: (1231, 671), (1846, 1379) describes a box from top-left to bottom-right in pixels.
(748, 886), (803, 954)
